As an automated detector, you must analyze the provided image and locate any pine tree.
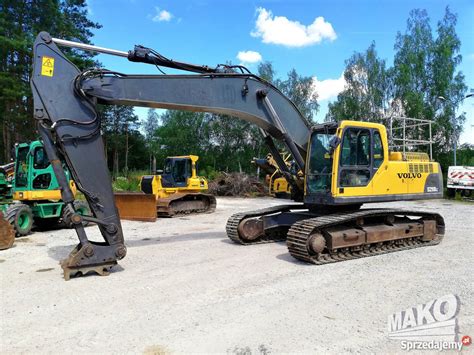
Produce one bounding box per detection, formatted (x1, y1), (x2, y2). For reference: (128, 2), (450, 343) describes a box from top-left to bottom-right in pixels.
(0, 0), (101, 161)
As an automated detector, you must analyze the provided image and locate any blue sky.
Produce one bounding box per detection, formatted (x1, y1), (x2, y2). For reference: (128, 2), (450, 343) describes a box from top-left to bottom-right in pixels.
(86, 0), (474, 143)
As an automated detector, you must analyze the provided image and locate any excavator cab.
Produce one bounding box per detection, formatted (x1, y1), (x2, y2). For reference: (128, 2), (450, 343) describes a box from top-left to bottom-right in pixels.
(305, 121), (443, 206)
(12, 141), (76, 201)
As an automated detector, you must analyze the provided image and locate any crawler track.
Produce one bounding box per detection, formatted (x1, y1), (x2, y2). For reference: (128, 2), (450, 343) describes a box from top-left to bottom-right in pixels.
(287, 209), (445, 264)
(226, 204), (306, 244)
(158, 194), (217, 217)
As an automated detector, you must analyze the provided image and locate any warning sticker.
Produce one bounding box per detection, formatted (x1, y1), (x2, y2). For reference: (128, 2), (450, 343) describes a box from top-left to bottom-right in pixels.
(41, 56), (55, 77)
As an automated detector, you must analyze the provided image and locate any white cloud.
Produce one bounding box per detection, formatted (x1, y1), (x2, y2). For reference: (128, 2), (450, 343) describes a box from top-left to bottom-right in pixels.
(237, 50), (262, 64)
(251, 7), (337, 47)
(468, 53), (474, 60)
(152, 7), (173, 22)
(313, 73), (346, 101)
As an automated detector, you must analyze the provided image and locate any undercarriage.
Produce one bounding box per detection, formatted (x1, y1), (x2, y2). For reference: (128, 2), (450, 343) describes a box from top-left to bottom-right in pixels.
(157, 193), (217, 217)
(226, 206), (444, 264)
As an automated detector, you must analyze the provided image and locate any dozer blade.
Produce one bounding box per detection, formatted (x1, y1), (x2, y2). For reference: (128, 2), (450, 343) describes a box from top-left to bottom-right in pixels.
(157, 193), (216, 217)
(0, 211), (15, 250)
(114, 192), (157, 222)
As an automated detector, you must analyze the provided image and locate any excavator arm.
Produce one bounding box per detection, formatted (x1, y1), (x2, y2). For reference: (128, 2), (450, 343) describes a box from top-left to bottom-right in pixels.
(30, 32), (311, 279)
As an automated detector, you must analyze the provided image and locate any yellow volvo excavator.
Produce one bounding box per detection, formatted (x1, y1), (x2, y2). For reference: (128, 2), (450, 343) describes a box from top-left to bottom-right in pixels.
(115, 155), (215, 220)
(29, 32), (445, 279)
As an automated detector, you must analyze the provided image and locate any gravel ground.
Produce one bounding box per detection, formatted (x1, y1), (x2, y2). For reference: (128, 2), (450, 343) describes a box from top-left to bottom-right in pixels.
(0, 197), (473, 354)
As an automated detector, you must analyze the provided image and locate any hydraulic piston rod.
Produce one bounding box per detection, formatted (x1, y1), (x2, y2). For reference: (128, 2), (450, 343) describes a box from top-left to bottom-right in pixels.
(51, 36), (218, 73)
(52, 37), (129, 57)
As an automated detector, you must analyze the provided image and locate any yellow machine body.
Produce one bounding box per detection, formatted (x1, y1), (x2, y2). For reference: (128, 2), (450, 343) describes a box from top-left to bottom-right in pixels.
(271, 176), (290, 197)
(115, 155), (215, 221)
(267, 153), (292, 198)
(142, 155), (208, 199)
(254, 153), (295, 199)
(13, 180), (77, 201)
(304, 120), (443, 205)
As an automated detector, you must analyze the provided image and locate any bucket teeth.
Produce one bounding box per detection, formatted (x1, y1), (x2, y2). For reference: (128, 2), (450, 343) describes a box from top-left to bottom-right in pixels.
(60, 257), (117, 281)
(59, 243), (120, 280)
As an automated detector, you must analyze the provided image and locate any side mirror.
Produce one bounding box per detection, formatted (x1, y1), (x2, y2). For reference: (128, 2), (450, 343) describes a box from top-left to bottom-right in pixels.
(329, 135), (341, 149)
(328, 135), (341, 154)
(156, 169), (164, 175)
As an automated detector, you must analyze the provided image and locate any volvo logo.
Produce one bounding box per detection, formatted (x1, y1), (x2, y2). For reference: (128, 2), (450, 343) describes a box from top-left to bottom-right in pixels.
(398, 173), (422, 179)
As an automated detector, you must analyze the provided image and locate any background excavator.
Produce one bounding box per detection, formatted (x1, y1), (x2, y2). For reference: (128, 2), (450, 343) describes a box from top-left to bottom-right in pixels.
(253, 153), (300, 199)
(115, 155), (215, 221)
(0, 140), (91, 242)
(29, 32), (445, 279)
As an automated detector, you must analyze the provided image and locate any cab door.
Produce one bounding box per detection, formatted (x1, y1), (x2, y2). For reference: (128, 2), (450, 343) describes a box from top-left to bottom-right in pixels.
(31, 146), (54, 191)
(14, 146), (30, 191)
(338, 128), (371, 190)
(337, 127), (385, 195)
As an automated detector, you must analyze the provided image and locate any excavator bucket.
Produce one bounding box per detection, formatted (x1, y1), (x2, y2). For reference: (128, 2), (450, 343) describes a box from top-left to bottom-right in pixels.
(0, 211), (15, 250)
(114, 193), (157, 222)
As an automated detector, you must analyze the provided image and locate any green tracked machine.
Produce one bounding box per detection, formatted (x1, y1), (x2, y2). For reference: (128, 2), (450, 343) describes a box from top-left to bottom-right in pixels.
(0, 140), (91, 243)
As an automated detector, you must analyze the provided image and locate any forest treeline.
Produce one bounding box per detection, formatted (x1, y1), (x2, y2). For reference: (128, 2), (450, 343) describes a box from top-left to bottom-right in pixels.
(1, 1), (471, 177)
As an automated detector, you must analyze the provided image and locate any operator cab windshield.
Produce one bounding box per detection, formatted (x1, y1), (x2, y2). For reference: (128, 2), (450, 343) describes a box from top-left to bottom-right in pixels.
(307, 130), (336, 193)
(162, 158), (192, 188)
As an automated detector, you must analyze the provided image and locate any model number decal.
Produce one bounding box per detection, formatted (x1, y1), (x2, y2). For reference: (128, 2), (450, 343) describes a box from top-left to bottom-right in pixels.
(397, 173), (422, 179)
(427, 187), (439, 192)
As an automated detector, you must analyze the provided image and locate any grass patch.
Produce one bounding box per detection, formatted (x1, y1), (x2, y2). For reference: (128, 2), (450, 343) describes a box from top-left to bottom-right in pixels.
(112, 170), (148, 192)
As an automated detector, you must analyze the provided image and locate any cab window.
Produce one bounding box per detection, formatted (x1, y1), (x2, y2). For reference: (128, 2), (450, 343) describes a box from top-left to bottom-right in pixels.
(33, 147), (50, 169)
(373, 131), (384, 168)
(339, 128), (371, 187)
(340, 169), (371, 187)
(164, 160), (172, 174)
(173, 159), (191, 183)
(340, 129), (370, 166)
(307, 133), (333, 193)
(32, 173), (52, 189)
